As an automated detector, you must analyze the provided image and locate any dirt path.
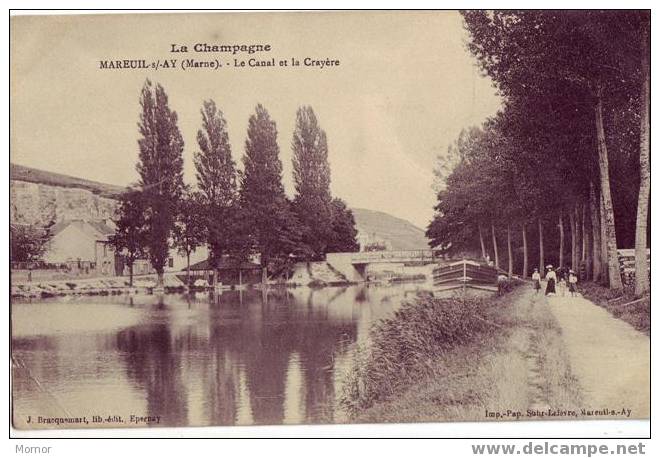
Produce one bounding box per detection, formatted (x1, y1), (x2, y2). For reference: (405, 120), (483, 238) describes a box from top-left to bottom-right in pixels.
(510, 288), (579, 415)
(545, 291), (650, 418)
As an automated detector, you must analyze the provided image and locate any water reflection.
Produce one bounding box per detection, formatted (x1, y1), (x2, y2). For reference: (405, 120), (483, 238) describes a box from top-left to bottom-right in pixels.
(12, 284), (426, 428)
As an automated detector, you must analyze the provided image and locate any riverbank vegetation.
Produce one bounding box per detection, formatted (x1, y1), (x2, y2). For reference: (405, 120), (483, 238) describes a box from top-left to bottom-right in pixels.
(340, 286), (581, 422)
(427, 11), (650, 296)
(340, 292), (504, 414)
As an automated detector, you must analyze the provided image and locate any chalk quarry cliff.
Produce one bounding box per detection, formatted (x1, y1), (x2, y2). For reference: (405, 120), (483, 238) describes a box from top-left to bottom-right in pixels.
(10, 163), (122, 226)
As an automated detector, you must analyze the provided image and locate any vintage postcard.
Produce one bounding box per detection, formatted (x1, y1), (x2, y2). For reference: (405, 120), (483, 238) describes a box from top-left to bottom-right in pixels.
(10, 11), (650, 431)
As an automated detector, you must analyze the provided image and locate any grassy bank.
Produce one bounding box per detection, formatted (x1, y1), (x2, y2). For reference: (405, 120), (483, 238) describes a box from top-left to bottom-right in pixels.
(339, 285), (581, 423)
(579, 282), (650, 335)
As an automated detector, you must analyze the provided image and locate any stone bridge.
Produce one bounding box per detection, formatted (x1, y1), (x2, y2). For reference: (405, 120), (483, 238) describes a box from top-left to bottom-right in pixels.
(326, 250), (441, 281)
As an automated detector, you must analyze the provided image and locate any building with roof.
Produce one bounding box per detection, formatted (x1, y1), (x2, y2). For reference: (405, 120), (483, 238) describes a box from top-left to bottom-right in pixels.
(10, 164), (212, 279)
(357, 231), (392, 252)
(44, 219), (119, 276)
(41, 217), (212, 278)
(186, 256), (262, 286)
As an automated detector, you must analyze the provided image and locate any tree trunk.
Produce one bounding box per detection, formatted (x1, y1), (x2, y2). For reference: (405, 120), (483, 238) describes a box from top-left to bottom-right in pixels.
(186, 252), (191, 289)
(558, 213), (565, 268)
(589, 182), (602, 282)
(594, 86), (623, 289)
(599, 191), (609, 286)
(507, 225), (513, 278)
(478, 224), (487, 259)
(491, 223), (499, 269)
(584, 214), (592, 281)
(569, 209), (577, 270)
(260, 254), (266, 286)
(635, 23), (650, 296)
(538, 219), (544, 273)
(581, 203), (587, 263)
(576, 206), (581, 267)
(156, 271), (164, 289)
(580, 203), (588, 280)
(129, 263), (134, 287)
(522, 223), (528, 279)
(206, 254), (212, 286)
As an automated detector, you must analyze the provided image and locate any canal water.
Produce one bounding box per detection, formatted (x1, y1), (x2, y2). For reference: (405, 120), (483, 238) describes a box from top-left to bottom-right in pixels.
(11, 283), (429, 428)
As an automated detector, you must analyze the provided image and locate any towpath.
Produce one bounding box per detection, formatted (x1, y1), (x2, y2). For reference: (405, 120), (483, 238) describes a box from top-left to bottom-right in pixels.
(545, 291), (650, 418)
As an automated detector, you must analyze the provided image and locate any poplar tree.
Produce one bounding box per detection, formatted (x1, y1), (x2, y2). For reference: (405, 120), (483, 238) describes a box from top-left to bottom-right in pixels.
(136, 79), (185, 288)
(240, 104), (301, 282)
(634, 16), (650, 295)
(291, 106), (333, 260)
(194, 99), (244, 285)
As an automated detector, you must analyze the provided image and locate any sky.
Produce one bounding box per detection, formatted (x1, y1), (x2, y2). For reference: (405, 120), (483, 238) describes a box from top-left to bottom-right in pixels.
(10, 11), (501, 229)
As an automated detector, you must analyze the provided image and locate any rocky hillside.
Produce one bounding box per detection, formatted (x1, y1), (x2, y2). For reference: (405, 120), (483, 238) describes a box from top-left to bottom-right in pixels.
(351, 208), (430, 251)
(10, 163), (122, 226)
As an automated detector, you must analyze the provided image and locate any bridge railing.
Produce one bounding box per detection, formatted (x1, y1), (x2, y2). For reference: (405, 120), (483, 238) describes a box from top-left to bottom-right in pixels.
(348, 249), (438, 263)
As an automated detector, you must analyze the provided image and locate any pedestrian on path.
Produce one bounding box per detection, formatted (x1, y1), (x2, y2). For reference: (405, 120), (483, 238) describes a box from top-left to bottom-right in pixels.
(532, 268), (541, 294)
(545, 265), (557, 296)
(568, 270), (578, 297)
(558, 268), (567, 296)
(497, 273), (508, 296)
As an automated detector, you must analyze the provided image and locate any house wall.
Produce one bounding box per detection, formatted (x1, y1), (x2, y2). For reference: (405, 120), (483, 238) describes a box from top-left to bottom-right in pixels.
(120, 259), (153, 277)
(94, 241), (116, 276)
(44, 224), (96, 264)
(167, 245), (209, 272)
(117, 246), (210, 276)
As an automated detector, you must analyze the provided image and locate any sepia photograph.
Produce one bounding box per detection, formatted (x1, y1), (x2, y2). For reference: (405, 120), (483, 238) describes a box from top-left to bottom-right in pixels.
(9, 9), (650, 435)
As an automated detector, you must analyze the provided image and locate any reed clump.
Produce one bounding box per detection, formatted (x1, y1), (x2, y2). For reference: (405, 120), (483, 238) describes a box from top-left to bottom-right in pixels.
(340, 293), (503, 414)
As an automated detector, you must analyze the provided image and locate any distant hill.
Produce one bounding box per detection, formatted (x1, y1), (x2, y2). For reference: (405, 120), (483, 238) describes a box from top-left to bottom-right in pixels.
(351, 208), (430, 251)
(10, 163), (126, 198)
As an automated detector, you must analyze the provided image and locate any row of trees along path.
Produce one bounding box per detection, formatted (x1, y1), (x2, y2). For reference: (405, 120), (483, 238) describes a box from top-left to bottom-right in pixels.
(111, 80), (359, 288)
(427, 11), (650, 295)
